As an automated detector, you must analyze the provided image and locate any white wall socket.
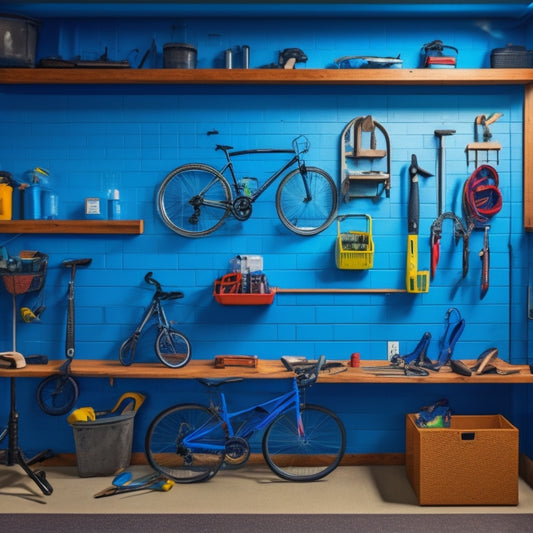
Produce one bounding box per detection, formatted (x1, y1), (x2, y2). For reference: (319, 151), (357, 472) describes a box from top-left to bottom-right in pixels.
(387, 341), (399, 360)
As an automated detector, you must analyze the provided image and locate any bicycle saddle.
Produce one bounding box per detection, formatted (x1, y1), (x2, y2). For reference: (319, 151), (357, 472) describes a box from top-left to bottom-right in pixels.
(158, 290), (184, 300)
(0, 351), (26, 369)
(197, 377), (244, 388)
(215, 144), (233, 152)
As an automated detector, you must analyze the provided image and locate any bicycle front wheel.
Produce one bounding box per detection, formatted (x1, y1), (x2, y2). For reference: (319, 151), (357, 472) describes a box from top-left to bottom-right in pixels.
(145, 403), (227, 483)
(276, 166), (337, 236)
(118, 335), (137, 366)
(158, 164), (232, 238)
(36, 374), (79, 416)
(156, 327), (192, 368)
(262, 404), (346, 482)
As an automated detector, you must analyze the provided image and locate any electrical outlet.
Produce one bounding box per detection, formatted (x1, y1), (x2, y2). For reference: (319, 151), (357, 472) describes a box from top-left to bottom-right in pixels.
(387, 341), (399, 360)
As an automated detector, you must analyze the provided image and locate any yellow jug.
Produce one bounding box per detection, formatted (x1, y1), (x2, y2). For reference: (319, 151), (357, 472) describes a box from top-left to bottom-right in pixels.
(0, 183), (13, 220)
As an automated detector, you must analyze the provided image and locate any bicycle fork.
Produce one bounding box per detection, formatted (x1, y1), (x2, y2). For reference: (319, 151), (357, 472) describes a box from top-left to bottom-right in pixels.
(298, 162), (313, 203)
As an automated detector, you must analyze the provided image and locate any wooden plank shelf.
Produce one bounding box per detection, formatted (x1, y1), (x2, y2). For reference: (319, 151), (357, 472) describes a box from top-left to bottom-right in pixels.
(2, 68), (533, 86)
(2, 358), (531, 384)
(0, 219), (144, 234)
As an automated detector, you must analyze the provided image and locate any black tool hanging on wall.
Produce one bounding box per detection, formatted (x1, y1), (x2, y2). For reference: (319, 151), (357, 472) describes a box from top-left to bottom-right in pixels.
(429, 129), (471, 280)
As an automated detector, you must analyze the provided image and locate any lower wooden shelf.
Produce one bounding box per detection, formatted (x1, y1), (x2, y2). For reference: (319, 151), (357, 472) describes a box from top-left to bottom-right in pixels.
(0, 219), (144, 234)
(1, 358), (531, 384)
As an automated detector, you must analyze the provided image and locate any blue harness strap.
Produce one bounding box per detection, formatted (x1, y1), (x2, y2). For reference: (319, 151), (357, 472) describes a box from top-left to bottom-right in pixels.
(437, 307), (465, 367)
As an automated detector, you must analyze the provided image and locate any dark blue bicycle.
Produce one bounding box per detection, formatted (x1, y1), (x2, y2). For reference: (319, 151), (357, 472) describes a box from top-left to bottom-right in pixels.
(144, 356), (346, 483)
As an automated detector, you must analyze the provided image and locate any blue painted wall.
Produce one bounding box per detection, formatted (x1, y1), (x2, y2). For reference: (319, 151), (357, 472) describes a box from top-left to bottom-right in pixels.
(1, 11), (532, 457)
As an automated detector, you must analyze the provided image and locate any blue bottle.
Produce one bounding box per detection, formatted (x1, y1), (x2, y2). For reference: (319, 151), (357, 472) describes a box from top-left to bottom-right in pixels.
(23, 182), (42, 220)
(42, 189), (59, 219)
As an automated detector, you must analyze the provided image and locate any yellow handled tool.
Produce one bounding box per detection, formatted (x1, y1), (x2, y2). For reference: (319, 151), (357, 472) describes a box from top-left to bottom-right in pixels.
(406, 154), (432, 293)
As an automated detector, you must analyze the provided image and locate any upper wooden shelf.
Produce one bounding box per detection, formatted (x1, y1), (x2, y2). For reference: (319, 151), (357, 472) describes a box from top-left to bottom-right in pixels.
(2, 68), (533, 86)
(1, 358), (531, 384)
(0, 220), (144, 234)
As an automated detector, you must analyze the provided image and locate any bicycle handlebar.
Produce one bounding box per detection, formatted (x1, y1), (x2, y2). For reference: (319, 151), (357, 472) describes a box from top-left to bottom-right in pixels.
(144, 272), (184, 300)
(281, 354), (325, 388)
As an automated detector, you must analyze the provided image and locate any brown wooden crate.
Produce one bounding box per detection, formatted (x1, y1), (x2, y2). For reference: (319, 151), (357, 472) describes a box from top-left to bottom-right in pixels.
(405, 413), (519, 505)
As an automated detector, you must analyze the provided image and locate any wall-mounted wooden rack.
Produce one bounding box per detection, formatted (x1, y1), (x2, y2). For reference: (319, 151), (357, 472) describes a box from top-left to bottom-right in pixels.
(1, 68), (533, 86)
(0, 220), (144, 235)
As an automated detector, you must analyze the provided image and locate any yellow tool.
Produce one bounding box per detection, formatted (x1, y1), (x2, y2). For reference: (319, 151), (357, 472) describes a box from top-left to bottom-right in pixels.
(406, 154), (433, 293)
(67, 392), (146, 424)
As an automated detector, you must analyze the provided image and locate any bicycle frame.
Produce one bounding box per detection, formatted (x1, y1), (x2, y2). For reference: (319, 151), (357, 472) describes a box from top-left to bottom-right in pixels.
(183, 379), (303, 453)
(132, 296), (169, 339)
(216, 135), (312, 204)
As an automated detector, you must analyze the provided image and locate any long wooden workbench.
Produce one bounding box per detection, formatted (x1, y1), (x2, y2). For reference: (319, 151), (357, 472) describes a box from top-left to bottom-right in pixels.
(1, 358), (532, 384)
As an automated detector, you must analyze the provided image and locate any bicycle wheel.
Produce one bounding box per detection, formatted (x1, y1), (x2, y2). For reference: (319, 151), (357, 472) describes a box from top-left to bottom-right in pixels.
(118, 335), (137, 366)
(156, 327), (192, 368)
(262, 404), (346, 482)
(36, 374), (79, 416)
(276, 166), (338, 236)
(158, 163), (232, 238)
(145, 403), (227, 483)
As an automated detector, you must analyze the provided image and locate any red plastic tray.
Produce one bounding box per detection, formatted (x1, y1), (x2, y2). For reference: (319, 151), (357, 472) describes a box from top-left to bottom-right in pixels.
(213, 289), (275, 305)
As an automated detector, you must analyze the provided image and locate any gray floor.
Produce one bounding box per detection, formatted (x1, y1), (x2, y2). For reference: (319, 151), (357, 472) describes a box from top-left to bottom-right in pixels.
(1, 464), (532, 514)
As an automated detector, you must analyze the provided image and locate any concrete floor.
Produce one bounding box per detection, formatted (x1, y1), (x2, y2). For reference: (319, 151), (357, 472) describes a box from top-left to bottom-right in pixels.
(1, 464), (533, 515)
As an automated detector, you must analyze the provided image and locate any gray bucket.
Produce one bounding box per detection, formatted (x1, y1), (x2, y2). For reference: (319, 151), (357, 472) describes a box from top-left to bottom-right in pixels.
(163, 42), (197, 68)
(71, 411), (136, 477)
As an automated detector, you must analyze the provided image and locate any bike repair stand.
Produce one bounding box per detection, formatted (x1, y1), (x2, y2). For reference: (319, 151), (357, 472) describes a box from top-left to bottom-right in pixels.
(0, 288), (53, 495)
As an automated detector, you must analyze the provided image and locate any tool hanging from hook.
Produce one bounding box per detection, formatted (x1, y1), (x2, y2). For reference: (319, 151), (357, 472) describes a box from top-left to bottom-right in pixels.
(465, 112), (503, 166)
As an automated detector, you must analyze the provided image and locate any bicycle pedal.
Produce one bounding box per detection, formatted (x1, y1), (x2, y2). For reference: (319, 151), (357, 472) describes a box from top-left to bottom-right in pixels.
(214, 355), (258, 368)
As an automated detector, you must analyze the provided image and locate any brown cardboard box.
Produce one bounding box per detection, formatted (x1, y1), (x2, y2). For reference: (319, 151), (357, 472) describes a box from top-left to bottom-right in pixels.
(405, 413), (518, 505)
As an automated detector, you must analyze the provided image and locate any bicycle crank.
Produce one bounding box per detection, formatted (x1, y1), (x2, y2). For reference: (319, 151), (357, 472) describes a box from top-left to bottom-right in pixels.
(232, 196), (253, 221)
(224, 436), (250, 467)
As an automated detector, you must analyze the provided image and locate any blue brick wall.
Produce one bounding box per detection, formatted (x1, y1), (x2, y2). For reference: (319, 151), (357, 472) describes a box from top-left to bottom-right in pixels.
(1, 13), (532, 456)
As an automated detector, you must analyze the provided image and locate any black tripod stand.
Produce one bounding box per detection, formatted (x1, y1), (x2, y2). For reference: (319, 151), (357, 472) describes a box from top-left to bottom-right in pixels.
(0, 261), (53, 495)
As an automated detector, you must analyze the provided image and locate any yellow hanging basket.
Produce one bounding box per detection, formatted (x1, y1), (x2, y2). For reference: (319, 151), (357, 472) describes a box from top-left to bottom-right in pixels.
(335, 214), (374, 270)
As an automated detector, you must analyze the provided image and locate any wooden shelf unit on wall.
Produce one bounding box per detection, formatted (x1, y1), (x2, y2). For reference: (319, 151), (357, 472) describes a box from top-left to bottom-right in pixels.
(0, 220), (144, 235)
(2, 67), (533, 229)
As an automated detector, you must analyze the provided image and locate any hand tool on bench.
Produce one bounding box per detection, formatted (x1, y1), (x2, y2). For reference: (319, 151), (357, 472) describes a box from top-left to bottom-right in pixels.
(361, 364), (429, 376)
(406, 154), (432, 293)
(480, 225), (490, 299)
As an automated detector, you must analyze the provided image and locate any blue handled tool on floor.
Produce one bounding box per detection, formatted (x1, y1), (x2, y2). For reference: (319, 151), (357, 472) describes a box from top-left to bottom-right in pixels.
(94, 471), (174, 498)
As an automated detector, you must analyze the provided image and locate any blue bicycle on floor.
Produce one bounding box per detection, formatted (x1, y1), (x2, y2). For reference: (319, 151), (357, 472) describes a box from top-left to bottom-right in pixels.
(144, 355), (346, 483)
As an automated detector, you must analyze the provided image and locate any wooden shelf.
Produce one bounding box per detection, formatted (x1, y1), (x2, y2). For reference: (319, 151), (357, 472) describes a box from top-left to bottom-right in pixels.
(2, 358), (531, 384)
(2, 68), (533, 86)
(0, 219), (144, 234)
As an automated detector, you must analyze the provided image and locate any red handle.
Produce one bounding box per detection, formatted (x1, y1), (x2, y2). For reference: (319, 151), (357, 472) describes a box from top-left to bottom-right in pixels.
(431, 239), (440, 279)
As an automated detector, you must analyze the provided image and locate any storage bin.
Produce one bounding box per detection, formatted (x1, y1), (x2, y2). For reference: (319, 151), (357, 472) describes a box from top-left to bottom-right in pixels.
(491, 45), (533, 68)
(405, 413), (519, 505)
(163, 43), (197, 68)
(0, 13), (39, 67)
(335, 214), (374, 270)
(71, 411), (136, 477)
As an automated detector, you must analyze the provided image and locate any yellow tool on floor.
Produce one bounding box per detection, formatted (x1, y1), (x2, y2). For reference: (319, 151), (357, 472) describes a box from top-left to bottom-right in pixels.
(67, 392), (145, 424)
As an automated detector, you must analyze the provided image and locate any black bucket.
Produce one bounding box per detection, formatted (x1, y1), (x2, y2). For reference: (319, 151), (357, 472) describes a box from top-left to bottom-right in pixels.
(163, 42), (197, 69)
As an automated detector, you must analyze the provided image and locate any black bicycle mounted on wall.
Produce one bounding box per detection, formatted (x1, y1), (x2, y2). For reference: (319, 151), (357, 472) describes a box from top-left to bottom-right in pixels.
(157, 135), (338, 238)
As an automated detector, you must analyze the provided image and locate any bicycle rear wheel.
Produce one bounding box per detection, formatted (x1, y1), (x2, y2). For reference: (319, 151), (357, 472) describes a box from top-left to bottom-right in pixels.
(276, 166), (337, 236)
(158, 164), (232, 238)
(156, 327), (192, 368)
(262, 404), (346, 482)
(145, 403), (227, 483)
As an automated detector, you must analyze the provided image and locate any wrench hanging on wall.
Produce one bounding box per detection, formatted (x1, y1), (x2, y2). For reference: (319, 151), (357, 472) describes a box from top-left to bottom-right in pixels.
(430, 129), (471, 279)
